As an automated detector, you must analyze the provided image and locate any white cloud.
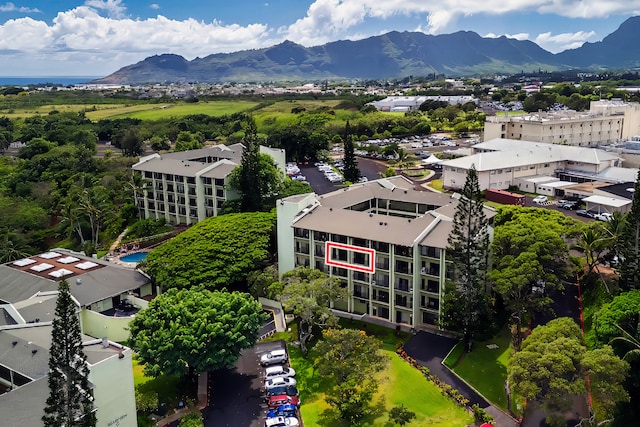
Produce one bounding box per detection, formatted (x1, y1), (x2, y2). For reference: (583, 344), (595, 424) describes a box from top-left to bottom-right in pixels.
(0, 5), (277, 75)
(84, 0), (127, 19)
(150, 3), (160, 10)
(282, 0), (640, 41)
(484, 32), (530, 41)
(0, 2), (40, 12)
(534, 30), (597, 52)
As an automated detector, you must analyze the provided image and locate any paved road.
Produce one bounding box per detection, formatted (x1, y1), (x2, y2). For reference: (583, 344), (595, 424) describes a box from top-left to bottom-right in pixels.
(203, 340), (287, 427)
(403, 331), (519, 427)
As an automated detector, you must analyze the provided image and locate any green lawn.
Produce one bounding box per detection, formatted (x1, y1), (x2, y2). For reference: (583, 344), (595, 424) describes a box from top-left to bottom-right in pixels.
(83, 100), (259, 120)
(288, 321), (472, 427)
(132, 356), (185, 407)
(448, 326), (513, 410)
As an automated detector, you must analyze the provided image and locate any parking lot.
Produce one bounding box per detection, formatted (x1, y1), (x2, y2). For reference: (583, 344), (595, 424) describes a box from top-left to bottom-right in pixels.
(203, 340), (288, 427)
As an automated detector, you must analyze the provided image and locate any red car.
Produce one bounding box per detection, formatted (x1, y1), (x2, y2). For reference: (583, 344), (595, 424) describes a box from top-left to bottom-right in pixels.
(268, 394), (300, 409)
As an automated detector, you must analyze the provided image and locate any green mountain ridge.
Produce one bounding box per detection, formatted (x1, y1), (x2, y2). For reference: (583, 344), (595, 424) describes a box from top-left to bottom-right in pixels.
(92, 16), (640, 84)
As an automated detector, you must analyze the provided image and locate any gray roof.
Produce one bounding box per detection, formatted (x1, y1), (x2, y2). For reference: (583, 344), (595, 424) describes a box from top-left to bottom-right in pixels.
(0, 326), (50, 380)
(13, 294), (58, 324)
(443, 142), (620, 171)
(293, 206), (437, 246)
(0, 250), (149, 306)
(0, 377), (48, 427)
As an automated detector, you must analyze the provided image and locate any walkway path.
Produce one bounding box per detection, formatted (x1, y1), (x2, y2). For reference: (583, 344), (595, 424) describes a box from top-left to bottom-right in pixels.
(108, 228), (129, 257)
(403, 331), (519, 427)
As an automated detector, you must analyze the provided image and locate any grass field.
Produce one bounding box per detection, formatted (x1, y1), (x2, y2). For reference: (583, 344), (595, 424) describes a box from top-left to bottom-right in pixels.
(290, 319), (472, 427)
(0, 100), (259, 120)
(85, 100), (259, 121)
(446, 326), (513, 410)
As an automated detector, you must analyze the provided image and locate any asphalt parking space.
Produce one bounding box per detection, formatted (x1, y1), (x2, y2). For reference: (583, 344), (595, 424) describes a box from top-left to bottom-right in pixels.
(203, 340), (287, 427)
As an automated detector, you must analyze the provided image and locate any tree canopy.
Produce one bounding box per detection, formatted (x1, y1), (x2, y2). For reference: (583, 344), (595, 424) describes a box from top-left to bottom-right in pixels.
(279, 267), (348, 353)
(508, 317), (629, 423)
(441, 165), (492, 345)
(143, 211), (276, 290)
(617, 170), (640, 291)
(129, 288), (265, 377)
(314, 328), (388, 423)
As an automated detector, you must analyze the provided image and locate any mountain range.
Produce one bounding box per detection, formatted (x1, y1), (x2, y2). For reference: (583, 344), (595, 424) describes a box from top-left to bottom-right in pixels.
(92, 16), (640, 85)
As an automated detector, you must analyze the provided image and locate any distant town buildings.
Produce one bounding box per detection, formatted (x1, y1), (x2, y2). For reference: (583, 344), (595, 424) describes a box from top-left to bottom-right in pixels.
(368, 95), (478, 112)
(132, 144), (286, 225)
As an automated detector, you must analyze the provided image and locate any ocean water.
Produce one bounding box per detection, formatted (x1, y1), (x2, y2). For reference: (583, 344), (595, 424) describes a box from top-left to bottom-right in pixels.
(0, 76), (101, 86)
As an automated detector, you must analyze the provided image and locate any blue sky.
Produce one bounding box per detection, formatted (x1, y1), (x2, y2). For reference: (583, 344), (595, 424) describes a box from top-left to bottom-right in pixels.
(0, 0), (639, 77)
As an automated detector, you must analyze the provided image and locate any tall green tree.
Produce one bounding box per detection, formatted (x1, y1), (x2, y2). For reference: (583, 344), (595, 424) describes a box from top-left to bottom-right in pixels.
(43, 279), (96, 427)
(314, 328), (388, 423)
(279, 267), (348, 354)
(441, 165), (492, 347)
(234, 118), (263, 212)
(229, 118), (284, 212)
(342, 121), (361, 183)
(129, 288), (265, 377)
(617, 170), (640, 291)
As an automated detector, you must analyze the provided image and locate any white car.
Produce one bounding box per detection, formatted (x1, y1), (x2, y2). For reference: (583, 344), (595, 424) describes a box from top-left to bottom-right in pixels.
(265, 376), (297, 390)
(532, 195), (548, 205)
(595, 212), (613, 222)
(265, 365), (296, 379)
(265, 416), (300, 427)
(260, 349), (288, 366)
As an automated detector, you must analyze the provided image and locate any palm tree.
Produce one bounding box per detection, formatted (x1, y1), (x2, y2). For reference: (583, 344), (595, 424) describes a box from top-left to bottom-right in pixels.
(0, 233), (30, 263)
(610, 324), (640, 363)
(573, 226), (608, 277)
(128, 172), (150, 220)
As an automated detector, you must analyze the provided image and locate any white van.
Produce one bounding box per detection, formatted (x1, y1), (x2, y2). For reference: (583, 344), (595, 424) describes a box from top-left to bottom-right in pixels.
(265, 365), (296, 379)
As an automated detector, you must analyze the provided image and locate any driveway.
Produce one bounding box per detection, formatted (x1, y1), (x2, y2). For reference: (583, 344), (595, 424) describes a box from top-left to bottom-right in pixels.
(202, 340), (287, 427)
(403, 331), (518, 427)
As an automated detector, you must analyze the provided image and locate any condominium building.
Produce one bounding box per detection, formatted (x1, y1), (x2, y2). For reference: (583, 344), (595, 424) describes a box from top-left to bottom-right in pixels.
(277, 176), (495, 329)
(132, 143), (286, 225)
(483, 100), (640, 147)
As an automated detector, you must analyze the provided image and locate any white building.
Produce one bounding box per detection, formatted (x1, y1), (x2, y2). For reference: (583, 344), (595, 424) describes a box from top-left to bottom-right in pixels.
(483, 100), (640, 147)
(441, 139), (623, 192)
(0, 320), (137, 427)
(277, 176), (495, 329)
(369, 95), (477, 112)
(132, 144), (286, 225)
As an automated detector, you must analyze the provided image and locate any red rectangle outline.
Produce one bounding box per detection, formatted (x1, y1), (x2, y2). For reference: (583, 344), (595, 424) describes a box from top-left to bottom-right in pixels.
(325, 241), (376, 274)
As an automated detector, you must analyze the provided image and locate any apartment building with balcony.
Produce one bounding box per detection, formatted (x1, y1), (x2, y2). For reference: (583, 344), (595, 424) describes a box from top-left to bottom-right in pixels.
(483, 100), (640, 147)
(276, 176), (495, 329)
(132, 143), (286, 225)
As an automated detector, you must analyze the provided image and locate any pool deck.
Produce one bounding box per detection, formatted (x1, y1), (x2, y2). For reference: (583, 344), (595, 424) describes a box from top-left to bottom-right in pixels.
(107, 249), (150, 269)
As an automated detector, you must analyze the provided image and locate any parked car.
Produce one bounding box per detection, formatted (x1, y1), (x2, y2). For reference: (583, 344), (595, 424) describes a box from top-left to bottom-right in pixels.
(260, 349), (288, 366)
(266, 385), (299, 398)
(266, 404), (298, 419)
(265, 376), (297, 390)
(268, 395), (300, 409)
(557, 200), (578, 210)
(264, 416), (299, 427)
(576, 209), (595, 218)
(595, 212), (614, 222)
(532, 195), (548, 205)
(265, 365), (296, 379)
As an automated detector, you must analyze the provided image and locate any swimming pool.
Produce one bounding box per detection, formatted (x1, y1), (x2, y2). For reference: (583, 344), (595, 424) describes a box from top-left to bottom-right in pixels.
(119, 252), (148, 263)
